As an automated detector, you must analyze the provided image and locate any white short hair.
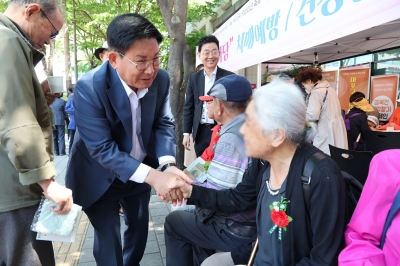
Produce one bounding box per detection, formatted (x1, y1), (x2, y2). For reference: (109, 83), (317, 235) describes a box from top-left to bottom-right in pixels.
(253, 80), (316, 144)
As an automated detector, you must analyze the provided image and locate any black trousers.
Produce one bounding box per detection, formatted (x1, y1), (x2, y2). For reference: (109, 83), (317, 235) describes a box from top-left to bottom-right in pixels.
(84, 179), (151, 266)
(194, 124), (214, 157)
(164, 211), (254, 266)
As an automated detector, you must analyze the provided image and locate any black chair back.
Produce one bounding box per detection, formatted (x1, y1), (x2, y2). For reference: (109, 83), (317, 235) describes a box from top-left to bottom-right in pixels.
(363, 131), (400, 154)
(329, 145), (373, 185)
(346, 130), (354, 150)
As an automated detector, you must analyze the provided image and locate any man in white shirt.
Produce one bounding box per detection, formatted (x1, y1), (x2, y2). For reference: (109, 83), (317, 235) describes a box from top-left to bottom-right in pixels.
(65, 14), (191, 266)
(183, 35), (234, 157)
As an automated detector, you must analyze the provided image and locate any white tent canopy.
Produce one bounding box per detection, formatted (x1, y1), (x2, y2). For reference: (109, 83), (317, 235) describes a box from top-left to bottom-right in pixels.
(213, 0), (400, 72)
(264, 19), (400, 64)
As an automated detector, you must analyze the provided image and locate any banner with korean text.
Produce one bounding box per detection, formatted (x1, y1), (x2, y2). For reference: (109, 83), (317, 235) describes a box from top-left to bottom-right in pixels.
(338, 66), (370, 113)
(322, 71), (338, 91)
(213, 0), (400, 72)
(370, 75), (399, 121)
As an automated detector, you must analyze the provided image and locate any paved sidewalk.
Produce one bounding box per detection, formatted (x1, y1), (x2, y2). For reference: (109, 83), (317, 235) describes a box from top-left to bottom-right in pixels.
(52, 155), (171, 266)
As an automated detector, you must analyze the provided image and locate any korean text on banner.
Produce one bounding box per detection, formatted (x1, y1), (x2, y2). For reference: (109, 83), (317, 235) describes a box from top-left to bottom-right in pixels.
(322, 71), (338, 91)
(370, 75), (399, 121)
(213, 0), (400, 72)
(338, 67), (370, 113)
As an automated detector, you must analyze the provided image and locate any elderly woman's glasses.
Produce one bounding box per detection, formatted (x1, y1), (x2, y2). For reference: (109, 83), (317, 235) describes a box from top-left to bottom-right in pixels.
(118, 52), (162, 71)
(40, 9), (59, 40)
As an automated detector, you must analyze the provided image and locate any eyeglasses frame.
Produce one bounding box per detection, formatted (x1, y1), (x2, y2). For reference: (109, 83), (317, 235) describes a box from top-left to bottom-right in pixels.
(118, 52), (162, 71)
(39, 8), (59, 40)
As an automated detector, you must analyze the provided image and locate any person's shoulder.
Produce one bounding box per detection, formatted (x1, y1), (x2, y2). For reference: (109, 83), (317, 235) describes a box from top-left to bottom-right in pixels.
(300, 144), (341, 179)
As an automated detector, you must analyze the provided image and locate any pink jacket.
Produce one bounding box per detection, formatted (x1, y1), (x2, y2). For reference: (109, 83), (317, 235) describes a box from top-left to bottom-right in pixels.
(339, 149), (400, 265)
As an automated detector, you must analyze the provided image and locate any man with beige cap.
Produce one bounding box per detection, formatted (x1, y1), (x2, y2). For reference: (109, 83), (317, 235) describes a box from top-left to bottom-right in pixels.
(94, 41), (110, 63)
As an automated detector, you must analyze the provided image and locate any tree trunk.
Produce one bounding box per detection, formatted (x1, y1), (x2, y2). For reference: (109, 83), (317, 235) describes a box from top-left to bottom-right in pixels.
(40, 40), (55, 77)
(157, 0), (192, 169)
(63, 0), (72, 87)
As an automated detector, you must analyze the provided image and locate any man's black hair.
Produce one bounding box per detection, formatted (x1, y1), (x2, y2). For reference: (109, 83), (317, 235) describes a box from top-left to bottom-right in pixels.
(198, 35), (219, 53)
(107, 13), (163, 55)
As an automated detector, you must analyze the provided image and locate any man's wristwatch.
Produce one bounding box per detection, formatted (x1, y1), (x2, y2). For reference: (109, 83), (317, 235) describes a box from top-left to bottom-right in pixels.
(160, 163), (176, 172)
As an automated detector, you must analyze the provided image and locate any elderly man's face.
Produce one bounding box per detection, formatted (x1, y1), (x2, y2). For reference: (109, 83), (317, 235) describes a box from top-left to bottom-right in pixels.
(109, 38), (160, 92)
(240, 100), (273, 158)
(206, 98), (215, 120)
(23, 5), (64, 49)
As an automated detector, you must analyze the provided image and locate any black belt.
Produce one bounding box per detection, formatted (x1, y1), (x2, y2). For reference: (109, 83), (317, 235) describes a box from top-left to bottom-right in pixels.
(200, 123), (215, 128)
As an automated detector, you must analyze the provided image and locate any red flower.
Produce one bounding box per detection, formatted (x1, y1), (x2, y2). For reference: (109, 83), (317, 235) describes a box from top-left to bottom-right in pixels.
(270, 210), (290, 228)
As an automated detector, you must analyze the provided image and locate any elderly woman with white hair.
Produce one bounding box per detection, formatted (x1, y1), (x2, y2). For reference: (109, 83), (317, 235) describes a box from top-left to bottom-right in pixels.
(167, 81), (348, 266)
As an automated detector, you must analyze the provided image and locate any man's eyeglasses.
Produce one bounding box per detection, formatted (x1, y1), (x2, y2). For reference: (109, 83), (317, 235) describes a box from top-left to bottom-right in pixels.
(201, 50), (219, 57)
(118, 52), (162, 71)
(40, 9), (59, 40)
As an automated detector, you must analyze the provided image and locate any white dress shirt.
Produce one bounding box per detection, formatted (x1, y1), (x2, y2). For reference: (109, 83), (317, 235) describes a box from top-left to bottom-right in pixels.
(200, 67), (217, 124)
(118, 76), (175, 183)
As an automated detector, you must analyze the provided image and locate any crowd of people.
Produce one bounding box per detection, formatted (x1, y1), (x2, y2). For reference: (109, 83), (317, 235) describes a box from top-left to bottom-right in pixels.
(1, 0), (399, 265)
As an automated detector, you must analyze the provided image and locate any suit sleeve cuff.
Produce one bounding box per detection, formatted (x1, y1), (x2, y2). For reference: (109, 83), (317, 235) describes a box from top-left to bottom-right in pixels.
(129, 163), (151, 183)
(159, 156), (176, 165)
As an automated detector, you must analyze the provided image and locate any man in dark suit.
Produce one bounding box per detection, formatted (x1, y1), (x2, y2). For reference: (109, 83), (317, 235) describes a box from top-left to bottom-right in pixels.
(183, 35), (234, 157)
(65, 14), (191, 266)
(50, 92), (67, 155)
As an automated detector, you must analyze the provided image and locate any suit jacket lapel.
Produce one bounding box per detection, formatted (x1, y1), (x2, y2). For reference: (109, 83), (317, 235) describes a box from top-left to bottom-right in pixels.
(215, 66), (224, 80)
(197, 70), (205, 97)
(104, 65), (133, 142)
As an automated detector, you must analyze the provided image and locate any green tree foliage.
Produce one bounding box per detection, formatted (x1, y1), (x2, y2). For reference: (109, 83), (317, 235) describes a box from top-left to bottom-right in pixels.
(0, 0), (7, 12)
(187, 0), (224, 26)
(67, 0), (166, 68)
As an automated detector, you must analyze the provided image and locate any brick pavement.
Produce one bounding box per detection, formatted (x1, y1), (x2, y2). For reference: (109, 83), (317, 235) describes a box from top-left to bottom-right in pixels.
(53, 155), (171, 266)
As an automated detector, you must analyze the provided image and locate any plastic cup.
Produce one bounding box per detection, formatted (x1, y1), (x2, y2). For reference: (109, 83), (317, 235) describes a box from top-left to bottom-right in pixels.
(47, 76), (65, 93)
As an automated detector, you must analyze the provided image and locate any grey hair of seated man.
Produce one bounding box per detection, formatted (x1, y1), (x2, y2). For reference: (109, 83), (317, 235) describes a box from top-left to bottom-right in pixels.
(253, 80), (316, 144)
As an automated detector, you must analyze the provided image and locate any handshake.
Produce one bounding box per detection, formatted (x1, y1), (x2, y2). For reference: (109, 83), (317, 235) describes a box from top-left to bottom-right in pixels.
(144, 165), (194, 205)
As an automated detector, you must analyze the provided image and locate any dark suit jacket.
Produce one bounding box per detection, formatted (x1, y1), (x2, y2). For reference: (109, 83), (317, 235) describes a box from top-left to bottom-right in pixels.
(50, 97), (66, 125)
(65, 62), (176, 210)
(183, 66), (234, 140)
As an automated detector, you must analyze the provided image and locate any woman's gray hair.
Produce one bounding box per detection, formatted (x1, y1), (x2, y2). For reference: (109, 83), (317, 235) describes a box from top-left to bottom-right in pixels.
(253, 80), (316, 144)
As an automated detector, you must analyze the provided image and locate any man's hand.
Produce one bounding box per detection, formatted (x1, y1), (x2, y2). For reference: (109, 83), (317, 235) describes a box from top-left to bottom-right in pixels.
(145, 169), (184, 203)
(41, 80), (57, 106)
(38, 178), (73, 215)
(164, 166), (194, 184)
(168, 178), (192, 199)
(182, 135), (191, 151)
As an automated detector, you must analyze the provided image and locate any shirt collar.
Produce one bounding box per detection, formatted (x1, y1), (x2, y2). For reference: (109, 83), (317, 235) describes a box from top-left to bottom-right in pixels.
(203, 66), (218, 77)
(117, 72), (148, 99)
(9, 19), (33, 46)
(220, 113), (246, 134)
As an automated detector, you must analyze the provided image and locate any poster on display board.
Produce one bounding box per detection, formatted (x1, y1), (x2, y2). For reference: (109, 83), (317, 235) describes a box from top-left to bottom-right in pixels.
(370, 75), (399, 121)
(322, 71), (338, 91)
(338, 66), (370, 113)
(212, 0), (400, 72)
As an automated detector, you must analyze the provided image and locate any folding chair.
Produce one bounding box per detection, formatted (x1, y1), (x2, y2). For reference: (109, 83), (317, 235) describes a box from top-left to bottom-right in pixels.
(329, 145), (373, 185)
